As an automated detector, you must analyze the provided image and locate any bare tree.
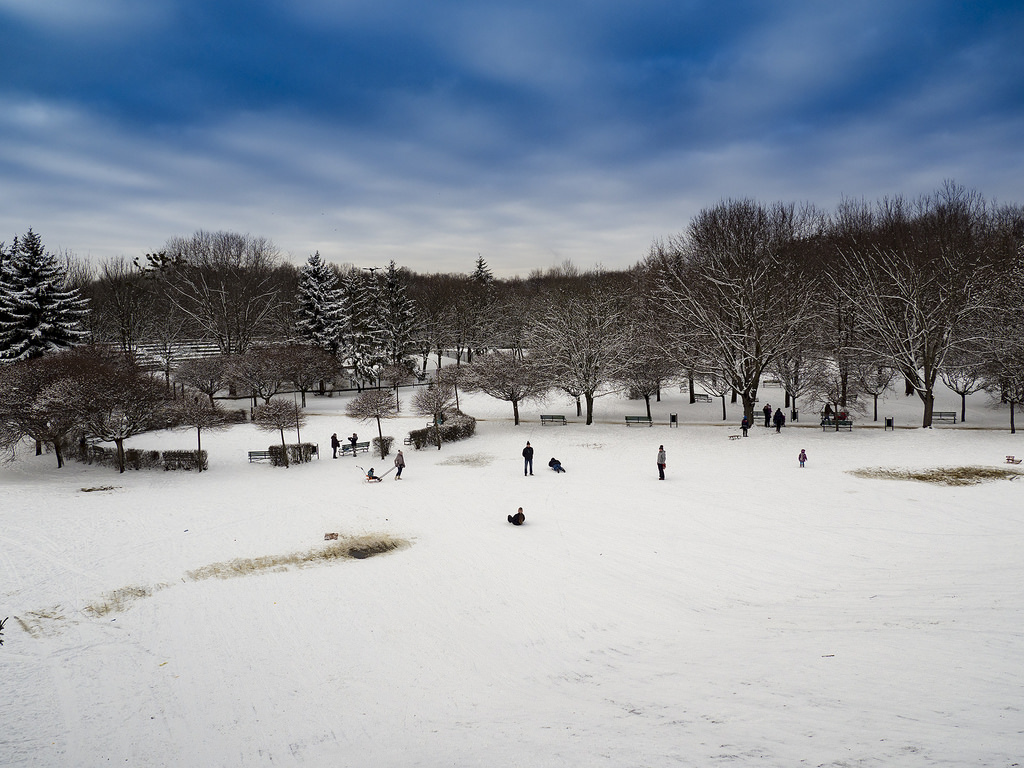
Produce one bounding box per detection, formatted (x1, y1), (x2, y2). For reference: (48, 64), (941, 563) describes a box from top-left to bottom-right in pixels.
(0, 350), (93, 467)
(463, 352), (547, 425)
(346, 388), (397, 459)
(230, 347), (289, 405)
(850, 358), (897, 423)
(253, 400), (307, 467)
(162, 231), (282, 355)
(279, 345), (339, 407)
(64, 352), (169, 473)
(168, 395), (231, 471)
(92, 256), (153, 362)
(175, 355), (231, 406)
(412, 381), (457, 449)
(653, 200), (820, 426)
(530, 289), (632, 425)
(837, 186), (992, 427)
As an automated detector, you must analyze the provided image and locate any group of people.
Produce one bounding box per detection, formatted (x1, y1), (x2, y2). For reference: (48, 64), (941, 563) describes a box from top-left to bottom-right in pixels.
(330, 432), (360, 458)
(521, 441), (565, 475)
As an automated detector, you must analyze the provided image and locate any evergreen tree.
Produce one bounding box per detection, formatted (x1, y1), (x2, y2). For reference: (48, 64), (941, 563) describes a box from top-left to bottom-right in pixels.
(471, 254), (494, 287)
(378, 260), (417, 370)
(294, 252), (344, 354)
(341, 268), (387, 386)
(0, 229), (90, 362)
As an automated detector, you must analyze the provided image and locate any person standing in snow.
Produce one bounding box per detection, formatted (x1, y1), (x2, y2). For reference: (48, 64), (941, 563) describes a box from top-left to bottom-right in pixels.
(657, 445), (666, 480)
(331, 433), (340, 458)
(763, 403), (772, 428)
(773, 407), (786, 433)
(741, 416), (749, 437)
(394, 449), (406, 480)
(798, 449), (807, 468)
(349, 433), (358, 456)
(522, 441), (534, 475)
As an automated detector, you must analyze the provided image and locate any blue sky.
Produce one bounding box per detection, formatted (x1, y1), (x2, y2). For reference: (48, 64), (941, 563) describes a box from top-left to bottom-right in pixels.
(1, 1), (1022, 276)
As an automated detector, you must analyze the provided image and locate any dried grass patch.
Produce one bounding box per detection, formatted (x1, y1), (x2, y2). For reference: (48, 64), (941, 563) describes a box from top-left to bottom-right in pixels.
(186, 535), (409, 581)
(849, 466), (1023, 486)
(80, 486), (119, 493)
(85, 584), (169, 617)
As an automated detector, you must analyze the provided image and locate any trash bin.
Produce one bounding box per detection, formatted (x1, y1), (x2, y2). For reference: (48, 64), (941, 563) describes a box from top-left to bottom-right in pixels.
(669, 413), (678, 427)
(884, 417), (894, 431)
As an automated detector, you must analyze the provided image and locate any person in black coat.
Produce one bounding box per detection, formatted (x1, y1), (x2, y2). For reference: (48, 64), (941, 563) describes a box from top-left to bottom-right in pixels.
(522, 441), (534, 476)
(741, 416), (749, 437)
(330, 433), (340, 458)
(763, 403), (772, 428)
(508, 507), (526, 525)
(773, 407), (786, 433)
(548, 457), (565, 473)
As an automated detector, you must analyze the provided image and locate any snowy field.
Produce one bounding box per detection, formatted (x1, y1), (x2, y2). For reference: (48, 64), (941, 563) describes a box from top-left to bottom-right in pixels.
(2, 384), (1022, 767)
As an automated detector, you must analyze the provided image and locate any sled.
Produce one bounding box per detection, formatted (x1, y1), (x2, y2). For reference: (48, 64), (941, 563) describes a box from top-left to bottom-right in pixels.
(1007, 455), (1022, 465)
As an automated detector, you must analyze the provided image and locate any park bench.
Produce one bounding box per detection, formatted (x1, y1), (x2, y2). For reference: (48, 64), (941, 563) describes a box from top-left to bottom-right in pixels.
(625, 415), (653, 427)
(404, 435), (414, 446)
(728, 434), (742, 440)
(339, 441), (370, 456)
(821, 419), (853, 432)
(692, 393), (712, 403)
(248, 450), (272, 463)
(933, 411), (957, 424)
(540, 414), (567, 426)
(1006, 455), (1022, 465)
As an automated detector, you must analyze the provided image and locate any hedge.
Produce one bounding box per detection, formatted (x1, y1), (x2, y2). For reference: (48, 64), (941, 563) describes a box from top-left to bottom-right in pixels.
(406, 412), (477, 449)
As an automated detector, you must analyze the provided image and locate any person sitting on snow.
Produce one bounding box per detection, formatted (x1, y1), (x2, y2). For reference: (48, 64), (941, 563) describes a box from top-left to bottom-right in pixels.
(508, 507), (526, 525)
(548, 457), (566, 473)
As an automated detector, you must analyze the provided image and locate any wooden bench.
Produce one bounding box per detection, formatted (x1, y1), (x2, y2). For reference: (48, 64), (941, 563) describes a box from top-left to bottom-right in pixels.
(248, 450), (272, 462)
(728, 434), (742, 440)
(339, 441), (370, 456)
(1007, 455), (1022, 465)
(821, 419), (853, 432)
(692, 393), (711, 403)
(540, 414), (567, 426)
(625, 415), (653, 427)
(933, 411), (957, 424)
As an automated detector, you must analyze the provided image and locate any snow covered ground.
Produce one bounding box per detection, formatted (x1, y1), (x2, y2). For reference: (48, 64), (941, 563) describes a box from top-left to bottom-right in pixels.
(2, 384), (1022, 767)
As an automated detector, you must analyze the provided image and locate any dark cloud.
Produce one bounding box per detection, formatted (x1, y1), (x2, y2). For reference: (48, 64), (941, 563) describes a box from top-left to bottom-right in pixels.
(1, 0), (1022, 275)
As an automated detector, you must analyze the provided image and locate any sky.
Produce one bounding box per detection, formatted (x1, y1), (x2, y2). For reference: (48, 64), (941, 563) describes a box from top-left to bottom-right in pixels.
(1, 1), (1022, 277)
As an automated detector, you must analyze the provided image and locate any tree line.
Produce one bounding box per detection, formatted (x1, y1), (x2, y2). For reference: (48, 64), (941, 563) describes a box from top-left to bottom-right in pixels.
(2, 181), (1024, 473)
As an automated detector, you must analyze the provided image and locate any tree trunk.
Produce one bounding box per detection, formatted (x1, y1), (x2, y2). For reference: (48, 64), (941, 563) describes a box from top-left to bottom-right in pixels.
(960, 392), (967, 423)
(720, 395), (727, 421)
(115, 439), (126, 473)
(575, 397), (582, 417)
(512, 399), (520, 426)
(279, 429), (289, 467)
(644, 395), (652, 420)
(376, 416), (386, 459)
(873, 394), (879, 422)
(197, 426), (203, 472)
(584, 393), (595, 425)
(54, 442), (64, 469)
(1011, 401), (1016, 434)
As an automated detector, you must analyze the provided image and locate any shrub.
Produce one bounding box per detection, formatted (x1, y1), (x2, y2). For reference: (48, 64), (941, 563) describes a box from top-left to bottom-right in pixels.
(406, 412), (476, 449)
(162, 450), (208, 471)
(267, 443), (318, 467)
(373, 435), (395, 457)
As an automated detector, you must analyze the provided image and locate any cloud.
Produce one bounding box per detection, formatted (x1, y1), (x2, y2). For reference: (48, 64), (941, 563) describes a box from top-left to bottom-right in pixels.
(1, 1), (1022, 276)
